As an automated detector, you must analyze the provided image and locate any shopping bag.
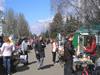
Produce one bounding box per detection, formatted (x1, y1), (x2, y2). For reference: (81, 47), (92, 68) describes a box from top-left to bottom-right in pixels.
(20, 54), (28, 63)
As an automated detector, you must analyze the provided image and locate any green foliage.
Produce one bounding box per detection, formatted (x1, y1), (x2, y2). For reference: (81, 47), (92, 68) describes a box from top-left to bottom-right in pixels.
(4, 8), (31, 38)
(4, 9), (17, 35)
(17, 13), (30, 37)
(64, 17), (80, 34)
(49, 13), (80, 38)
(50, 12), (63, 38)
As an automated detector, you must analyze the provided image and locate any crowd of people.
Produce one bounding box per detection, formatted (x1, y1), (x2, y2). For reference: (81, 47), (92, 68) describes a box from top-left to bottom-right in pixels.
(45, 32), (98, 75)
(0, 35), (50, 75)
(0, 32), (99, 75)
(0, 35), (33, 75)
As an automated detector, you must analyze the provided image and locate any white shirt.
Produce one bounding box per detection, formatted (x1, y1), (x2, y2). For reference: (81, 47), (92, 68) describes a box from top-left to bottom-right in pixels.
(52, 42), (57, 52)
(0, 43), (15, 56)
(21, 41), (28, 51)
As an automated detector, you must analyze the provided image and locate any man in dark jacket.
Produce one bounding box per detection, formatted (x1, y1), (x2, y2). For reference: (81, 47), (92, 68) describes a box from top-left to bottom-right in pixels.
(35, 36), (46, 70)
(64, 33), (75, 75)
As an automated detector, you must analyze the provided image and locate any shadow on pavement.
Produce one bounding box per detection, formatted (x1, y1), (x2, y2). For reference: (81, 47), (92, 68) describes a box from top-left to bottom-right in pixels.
(40, 64), (54, 70)
(12, 61), (37, 74)
(16, 65), (29, 72)
(28, 61), (37, 65)
(0, 65), (4, 75)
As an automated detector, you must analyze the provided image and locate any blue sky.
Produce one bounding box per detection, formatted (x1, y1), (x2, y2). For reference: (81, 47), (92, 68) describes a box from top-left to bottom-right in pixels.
(5, 0), (53, 26)
(1, 0), (76, 34)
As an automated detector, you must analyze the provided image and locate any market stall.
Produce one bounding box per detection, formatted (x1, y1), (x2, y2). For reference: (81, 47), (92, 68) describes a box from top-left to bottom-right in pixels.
(72, 25), (100, 74)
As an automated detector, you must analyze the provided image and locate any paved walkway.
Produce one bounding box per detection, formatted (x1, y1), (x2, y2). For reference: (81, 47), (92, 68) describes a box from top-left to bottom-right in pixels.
(13, 44), (63, 75)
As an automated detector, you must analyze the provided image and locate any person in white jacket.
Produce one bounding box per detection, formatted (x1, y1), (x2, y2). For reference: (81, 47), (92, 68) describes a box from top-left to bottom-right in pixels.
(21, 38), (28, 65)
(0, 36), (15, 75)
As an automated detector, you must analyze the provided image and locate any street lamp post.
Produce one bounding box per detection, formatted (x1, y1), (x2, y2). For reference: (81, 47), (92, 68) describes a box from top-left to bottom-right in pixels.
(0, 10), (4, 36)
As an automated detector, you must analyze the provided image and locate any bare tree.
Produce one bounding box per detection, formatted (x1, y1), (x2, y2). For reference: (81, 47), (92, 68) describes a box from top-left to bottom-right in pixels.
(51, 0), (100, 24)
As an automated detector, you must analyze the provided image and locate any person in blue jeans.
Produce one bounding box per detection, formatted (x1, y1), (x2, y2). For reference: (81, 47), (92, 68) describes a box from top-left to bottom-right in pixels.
(3, 57), (11, 75)
(0, 36), (15, 75)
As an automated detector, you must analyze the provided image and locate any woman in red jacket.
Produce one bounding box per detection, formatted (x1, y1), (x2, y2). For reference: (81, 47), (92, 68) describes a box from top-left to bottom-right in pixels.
(83, 35), (96, 63)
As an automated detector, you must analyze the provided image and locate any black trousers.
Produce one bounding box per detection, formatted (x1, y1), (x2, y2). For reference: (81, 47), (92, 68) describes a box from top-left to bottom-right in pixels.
(52, 52), (56, 63)
(64, 58), (73, 75)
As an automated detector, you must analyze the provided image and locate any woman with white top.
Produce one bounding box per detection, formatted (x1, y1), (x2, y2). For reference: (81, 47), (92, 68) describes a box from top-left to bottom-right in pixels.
(0, 36), (15, 75)
(52, 39), (57, 64)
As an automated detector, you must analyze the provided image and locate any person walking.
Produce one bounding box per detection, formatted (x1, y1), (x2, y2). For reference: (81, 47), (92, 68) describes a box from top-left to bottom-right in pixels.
(35, 36), (46, 70)
(52, 39), (57, 64)
(0, 36), (15, 75)
(20, 38), (28, 65)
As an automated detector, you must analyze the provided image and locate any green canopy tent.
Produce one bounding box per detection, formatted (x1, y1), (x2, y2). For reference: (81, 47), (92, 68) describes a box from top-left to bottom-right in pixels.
(73, 24), (100, 49)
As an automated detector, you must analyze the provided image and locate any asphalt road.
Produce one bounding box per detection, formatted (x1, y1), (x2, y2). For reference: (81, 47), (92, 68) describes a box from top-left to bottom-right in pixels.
(13, 44), (63, 75)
